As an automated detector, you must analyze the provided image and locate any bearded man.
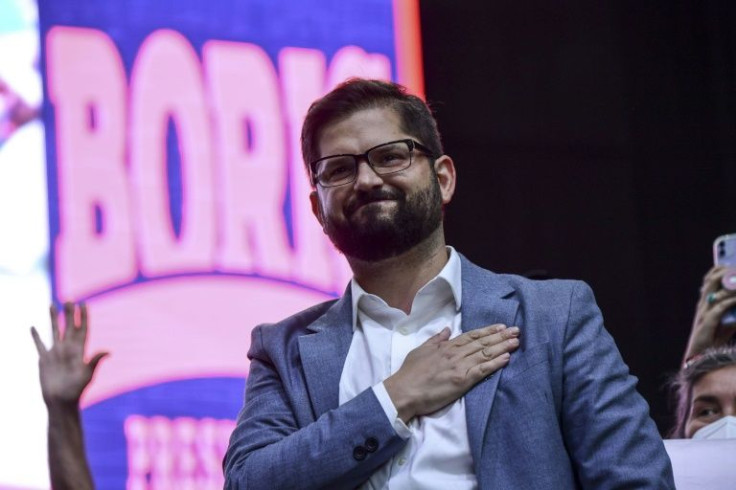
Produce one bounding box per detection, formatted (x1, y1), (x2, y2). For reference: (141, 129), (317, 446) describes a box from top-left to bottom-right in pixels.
(224, 79), (674, 489)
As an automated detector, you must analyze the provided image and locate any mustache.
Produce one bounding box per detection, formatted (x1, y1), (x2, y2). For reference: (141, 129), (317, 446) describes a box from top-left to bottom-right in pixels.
(345, 187), (405, 216)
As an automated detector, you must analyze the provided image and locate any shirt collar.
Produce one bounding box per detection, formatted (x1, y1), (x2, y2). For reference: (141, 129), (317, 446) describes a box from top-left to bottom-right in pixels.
(350, 246), (463, 329)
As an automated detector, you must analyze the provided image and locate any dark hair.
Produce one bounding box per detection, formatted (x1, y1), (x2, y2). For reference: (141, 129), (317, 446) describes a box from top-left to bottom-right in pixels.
(668, 346), (736, 438)
(300, 78), (443, 184)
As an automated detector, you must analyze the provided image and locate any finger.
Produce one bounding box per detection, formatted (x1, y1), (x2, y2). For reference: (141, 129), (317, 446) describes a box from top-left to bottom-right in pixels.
(49, 304), (60, 342)
(701, 268), (729, 297)
(705, 289), (736, 311)
(696, 298), (736, 338)
(704, 266), (725, 282)
(453, 324), (506, 347)
(30, 326), (47, 355)
(703, 290), (720, 308)
(426, 326), (451, 345)
(705, 289), (736, 308)
(457, 326), (520, 358)
(701, 287), (725, 308)
(88, 351), (109, 374)
(476, 336), (520, 362)
(704, 265), (730, 283)
(79, 302), (88, 339)
(722, 269), (736, 291)
(467, 352), (511, 381)
(63, 302), (74, 336)
(712, 297), (736, 321)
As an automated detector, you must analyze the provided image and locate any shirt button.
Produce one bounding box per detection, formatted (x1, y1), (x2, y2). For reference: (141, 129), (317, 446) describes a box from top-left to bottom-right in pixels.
(398, 327), (409, 335)
(398, 457), (407, 466)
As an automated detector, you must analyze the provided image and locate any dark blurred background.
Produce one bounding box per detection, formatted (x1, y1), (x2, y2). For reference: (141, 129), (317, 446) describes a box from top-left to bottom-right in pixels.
(419, 1), (736, 434)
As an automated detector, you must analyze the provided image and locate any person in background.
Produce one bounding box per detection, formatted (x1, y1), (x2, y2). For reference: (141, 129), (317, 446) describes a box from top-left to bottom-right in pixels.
(30, 302), (106, 490)
(668, 265), (736, 440)
(670, 346), (736, 439)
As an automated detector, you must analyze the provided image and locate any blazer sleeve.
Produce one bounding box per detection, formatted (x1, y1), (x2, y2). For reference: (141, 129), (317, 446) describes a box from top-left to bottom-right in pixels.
(560, 281), (675, 489)
(224, 324), (406, 490)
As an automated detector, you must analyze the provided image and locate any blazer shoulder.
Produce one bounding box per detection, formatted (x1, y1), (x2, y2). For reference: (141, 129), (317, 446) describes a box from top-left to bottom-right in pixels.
(460, 256), (596, 320)
(249, 298), (340, 354)
(461, 254), (589, 301)
(501, 273), (591, 300)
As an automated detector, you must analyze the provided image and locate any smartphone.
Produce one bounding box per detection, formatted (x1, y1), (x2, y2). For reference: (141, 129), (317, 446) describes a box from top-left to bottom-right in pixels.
(713, 233), (736, 324)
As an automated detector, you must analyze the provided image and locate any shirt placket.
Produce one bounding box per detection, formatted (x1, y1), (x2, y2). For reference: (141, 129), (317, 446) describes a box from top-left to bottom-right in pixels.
(387, 314), (420, 489)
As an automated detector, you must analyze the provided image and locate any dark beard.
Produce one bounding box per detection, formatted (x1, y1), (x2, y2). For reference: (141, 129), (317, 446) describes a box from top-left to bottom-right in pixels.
(323, 176), (443, 262)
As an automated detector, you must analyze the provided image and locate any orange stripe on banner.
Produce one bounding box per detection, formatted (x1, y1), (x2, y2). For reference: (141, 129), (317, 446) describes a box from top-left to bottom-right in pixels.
(393, 0), (425, 99)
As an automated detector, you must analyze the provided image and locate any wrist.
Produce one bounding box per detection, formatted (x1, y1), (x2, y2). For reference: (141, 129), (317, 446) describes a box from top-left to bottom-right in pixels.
(45, 397), (82, 413)
(384, 375), (415, 423)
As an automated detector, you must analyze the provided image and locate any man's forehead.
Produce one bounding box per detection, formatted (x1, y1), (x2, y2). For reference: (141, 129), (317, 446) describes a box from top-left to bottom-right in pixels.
(317, 106), (404, 155)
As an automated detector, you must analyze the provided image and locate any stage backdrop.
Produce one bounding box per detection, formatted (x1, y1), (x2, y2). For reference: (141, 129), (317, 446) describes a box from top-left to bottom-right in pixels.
(35, 0), (423, 488)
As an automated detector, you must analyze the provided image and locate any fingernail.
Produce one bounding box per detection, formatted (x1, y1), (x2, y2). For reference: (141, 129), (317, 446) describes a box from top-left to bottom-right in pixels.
(509, 327), (520, 335)
(508, 338), (519, 347)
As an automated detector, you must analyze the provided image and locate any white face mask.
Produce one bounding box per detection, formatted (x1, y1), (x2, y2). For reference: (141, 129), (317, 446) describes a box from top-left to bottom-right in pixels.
(692, 415), (736, 440)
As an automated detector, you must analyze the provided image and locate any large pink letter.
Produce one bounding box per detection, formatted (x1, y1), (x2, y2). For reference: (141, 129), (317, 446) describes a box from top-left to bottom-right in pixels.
(279, 47), (351, 293)
(280, 47), (391, 293)
(204, 41), (291, 277)
(47, 27), (135, 300)
(129, 30), (216, 275)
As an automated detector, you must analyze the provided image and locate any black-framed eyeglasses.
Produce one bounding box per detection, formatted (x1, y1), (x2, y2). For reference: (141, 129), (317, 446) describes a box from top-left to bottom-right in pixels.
(310, 139), (436, 188)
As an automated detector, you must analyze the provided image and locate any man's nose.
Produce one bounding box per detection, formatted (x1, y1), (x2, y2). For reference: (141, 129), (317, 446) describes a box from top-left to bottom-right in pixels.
(353, 159), (384, 189)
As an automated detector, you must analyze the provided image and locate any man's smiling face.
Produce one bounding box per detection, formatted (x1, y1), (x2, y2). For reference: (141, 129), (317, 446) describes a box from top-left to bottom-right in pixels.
(309, 106), (445, 262)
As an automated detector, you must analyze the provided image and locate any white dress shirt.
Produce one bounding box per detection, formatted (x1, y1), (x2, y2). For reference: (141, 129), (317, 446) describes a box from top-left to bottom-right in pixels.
(339, 247), (477, 489)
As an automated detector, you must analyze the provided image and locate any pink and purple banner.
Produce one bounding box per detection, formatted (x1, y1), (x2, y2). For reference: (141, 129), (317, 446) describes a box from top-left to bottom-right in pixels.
(34, 0), (423, 487)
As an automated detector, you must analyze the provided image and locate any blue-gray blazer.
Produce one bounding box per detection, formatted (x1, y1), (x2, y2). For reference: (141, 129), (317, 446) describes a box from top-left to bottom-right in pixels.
(225, 255), (675, 489)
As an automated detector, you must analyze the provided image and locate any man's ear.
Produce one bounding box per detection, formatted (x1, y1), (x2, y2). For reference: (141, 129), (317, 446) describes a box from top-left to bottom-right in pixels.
(309, 190), (326, 229)
(434, 155), (456, 205)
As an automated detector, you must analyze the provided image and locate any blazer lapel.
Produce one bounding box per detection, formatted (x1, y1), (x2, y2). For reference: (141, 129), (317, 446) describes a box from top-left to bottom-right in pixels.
(298, 290), (354, 419)
(460, 256), (519, 468)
